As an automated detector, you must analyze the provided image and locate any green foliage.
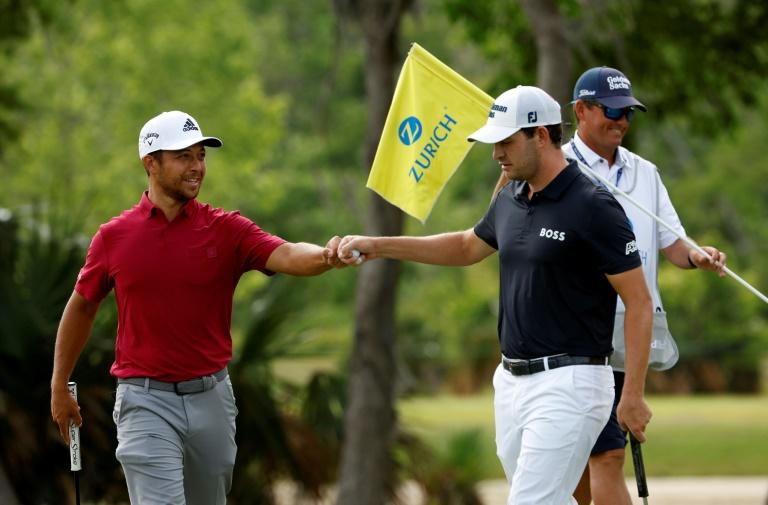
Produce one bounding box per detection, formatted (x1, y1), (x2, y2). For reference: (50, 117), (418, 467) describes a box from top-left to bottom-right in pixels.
(0, 209), (125, 503)
(398, 429), (486, 505)
(1, 0), (285, 232)
(444, 0), (768, 134)
(441, 0), (536, 94)
(652, 91), (768, 389)
(0, 0), (75, 149)
(230, 276), (349, 503)
(400, 393), (768, 479)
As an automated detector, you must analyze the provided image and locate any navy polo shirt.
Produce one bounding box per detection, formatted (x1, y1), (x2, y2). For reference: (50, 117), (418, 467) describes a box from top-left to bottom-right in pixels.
(474, 161), (641, 359)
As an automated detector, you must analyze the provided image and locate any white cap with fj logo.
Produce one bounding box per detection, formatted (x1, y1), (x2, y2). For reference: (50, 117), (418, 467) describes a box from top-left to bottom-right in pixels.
(467, 85), (562, 144)
(138, 110), (222, 159)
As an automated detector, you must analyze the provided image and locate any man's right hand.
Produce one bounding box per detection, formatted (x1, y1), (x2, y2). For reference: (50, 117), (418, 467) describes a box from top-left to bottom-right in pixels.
(616, 394), (652, 443)
(51, 385), (81, 444)
(338, 235), (376, 265)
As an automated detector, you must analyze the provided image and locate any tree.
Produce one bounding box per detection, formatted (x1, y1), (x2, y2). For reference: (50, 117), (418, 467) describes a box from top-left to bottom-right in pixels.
(518, 0), (572, 104)
(331, 1), (414, 504)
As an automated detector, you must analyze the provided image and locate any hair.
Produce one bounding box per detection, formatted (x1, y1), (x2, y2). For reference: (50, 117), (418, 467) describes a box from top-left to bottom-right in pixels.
(142, 150), (164, 176)
(572, 99), (598, 125)
(520, 123), (563, 147)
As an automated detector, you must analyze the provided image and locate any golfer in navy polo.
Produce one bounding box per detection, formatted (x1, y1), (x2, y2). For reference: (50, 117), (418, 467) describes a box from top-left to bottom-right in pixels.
(50, 111), (348, 505)
(338, 86), (653, 505)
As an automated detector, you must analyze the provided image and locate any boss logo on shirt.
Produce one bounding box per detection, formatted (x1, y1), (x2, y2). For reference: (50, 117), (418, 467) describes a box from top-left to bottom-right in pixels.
(625, 240), (638, 255)
(539, 227), (565, 241)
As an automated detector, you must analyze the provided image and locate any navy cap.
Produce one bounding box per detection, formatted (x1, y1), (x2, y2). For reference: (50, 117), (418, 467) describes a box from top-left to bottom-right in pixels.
(572, 67), (646, 111)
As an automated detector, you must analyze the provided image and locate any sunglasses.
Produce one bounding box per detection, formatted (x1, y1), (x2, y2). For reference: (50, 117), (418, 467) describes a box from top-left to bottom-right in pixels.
(592, 102), (635, 121)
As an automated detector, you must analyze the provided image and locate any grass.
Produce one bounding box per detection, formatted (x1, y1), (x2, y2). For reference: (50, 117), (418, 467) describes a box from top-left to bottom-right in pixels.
(398, 393), (768, 479)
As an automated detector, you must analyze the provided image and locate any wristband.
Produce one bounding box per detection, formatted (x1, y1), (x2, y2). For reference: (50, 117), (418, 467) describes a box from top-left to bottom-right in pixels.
(687, 252), (697, 269)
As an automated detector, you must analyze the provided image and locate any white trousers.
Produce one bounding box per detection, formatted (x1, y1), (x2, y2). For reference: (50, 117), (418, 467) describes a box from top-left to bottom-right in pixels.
(493, 362), (614, 505)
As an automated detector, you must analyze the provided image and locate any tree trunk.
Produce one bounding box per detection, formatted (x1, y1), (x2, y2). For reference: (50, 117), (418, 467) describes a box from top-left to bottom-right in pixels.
(518, 0), (573, 105)
(336, 1), (409, 505)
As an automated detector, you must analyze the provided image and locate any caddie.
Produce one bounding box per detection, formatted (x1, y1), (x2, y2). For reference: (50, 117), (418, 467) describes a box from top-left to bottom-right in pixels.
(563, 66), (727, 505)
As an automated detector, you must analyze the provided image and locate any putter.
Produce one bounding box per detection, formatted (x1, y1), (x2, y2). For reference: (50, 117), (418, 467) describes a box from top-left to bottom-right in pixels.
(68, 382), (82, 505)
(629, 433), (649, 505)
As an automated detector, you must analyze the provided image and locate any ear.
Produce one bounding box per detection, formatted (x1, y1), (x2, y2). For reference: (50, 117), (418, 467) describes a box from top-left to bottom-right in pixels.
(573, 100), (587, 123)
(535, 125), (551, 146)
(142, 154), (158, 174)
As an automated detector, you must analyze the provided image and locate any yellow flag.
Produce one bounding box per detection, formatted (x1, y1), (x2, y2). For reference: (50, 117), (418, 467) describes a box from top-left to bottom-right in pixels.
(366, 43), (494, 223)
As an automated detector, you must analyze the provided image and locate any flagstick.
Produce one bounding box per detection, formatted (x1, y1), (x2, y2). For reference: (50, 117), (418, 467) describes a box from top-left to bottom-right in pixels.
(574, 159), (768, 305)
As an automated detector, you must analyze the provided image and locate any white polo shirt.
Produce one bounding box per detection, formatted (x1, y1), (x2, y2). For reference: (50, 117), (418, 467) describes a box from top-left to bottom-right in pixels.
(563, 133), (686, 312)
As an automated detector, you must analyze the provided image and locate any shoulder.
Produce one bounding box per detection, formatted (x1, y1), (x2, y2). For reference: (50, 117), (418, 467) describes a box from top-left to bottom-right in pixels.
(196, 202), (263, 232)
(98, 204), (141, 235)
(568, 173), (627, 221)
(196, 202), (238, 222)
(569, 168), (610, 201)
(619, 146), (659, 175)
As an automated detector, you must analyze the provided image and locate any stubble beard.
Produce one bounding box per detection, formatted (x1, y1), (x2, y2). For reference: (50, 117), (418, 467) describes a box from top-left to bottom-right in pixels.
(157, 167), (201, 203)
(508, 140), (541, 183)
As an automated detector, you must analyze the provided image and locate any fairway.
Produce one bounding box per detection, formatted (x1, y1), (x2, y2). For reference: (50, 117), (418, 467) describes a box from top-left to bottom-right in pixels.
(398, 394), (768, 479)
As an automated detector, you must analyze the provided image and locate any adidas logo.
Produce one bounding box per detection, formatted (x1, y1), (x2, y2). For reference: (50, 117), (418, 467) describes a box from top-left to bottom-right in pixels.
(182, 118), (199, 132)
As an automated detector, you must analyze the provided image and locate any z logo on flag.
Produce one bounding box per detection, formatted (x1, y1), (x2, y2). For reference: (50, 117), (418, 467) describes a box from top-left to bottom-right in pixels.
(398, 116), (423, 146)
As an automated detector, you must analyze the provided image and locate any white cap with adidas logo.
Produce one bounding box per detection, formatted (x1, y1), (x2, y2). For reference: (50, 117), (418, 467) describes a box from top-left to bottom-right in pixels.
(138, 110), (223, 159)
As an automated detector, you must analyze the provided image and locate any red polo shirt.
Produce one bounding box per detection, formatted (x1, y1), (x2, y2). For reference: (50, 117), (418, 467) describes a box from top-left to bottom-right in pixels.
(75, 192), (286, 382)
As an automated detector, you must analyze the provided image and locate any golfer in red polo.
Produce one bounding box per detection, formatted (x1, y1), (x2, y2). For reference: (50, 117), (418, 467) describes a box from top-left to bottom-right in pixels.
(50, 111), (347, 505)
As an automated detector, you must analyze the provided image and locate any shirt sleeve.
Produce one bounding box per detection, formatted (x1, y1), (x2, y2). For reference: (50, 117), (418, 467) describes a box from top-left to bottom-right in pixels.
(231, 213), (287, 274)
(585, 189), (643, 275)
(655, 171), (686, 249)
(473, 193), (499, 250)
(74, 229), (113, 303)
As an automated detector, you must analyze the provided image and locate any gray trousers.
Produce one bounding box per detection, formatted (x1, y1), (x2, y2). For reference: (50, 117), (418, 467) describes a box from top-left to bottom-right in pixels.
(113, 377), (238, 505)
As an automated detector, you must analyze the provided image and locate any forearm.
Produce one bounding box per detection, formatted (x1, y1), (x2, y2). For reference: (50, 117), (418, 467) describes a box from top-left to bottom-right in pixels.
(371, 232), (483, 266)
(275, 242), (334, 276)
(608, 266), (654, 438)
(620, 301), (653, 398)
(662, 239), (695, 269)
(51, 292), (98, 392)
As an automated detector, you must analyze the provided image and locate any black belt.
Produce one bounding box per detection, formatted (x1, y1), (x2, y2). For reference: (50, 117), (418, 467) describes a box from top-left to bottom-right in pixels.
(501, 354), (608, 376)
(117, 368), (228, 395)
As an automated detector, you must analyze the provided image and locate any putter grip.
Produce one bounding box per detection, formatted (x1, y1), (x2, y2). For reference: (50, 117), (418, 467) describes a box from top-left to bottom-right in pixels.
(629, 433), (648, 498)
(67, 382), (82, 472)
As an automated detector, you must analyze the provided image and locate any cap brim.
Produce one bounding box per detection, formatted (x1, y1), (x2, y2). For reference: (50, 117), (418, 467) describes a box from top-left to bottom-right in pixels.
(597, 96), (647, 112)
(467, 125), (521, 143)
(164, 136), (223, 151)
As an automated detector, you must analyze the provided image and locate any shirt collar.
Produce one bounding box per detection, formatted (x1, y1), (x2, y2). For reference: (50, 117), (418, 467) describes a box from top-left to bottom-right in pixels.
(138, 191), (158, 219)
(572, 132), (630, 170)
(138, 191), (200, 220)
(513, 160), (580, 202)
